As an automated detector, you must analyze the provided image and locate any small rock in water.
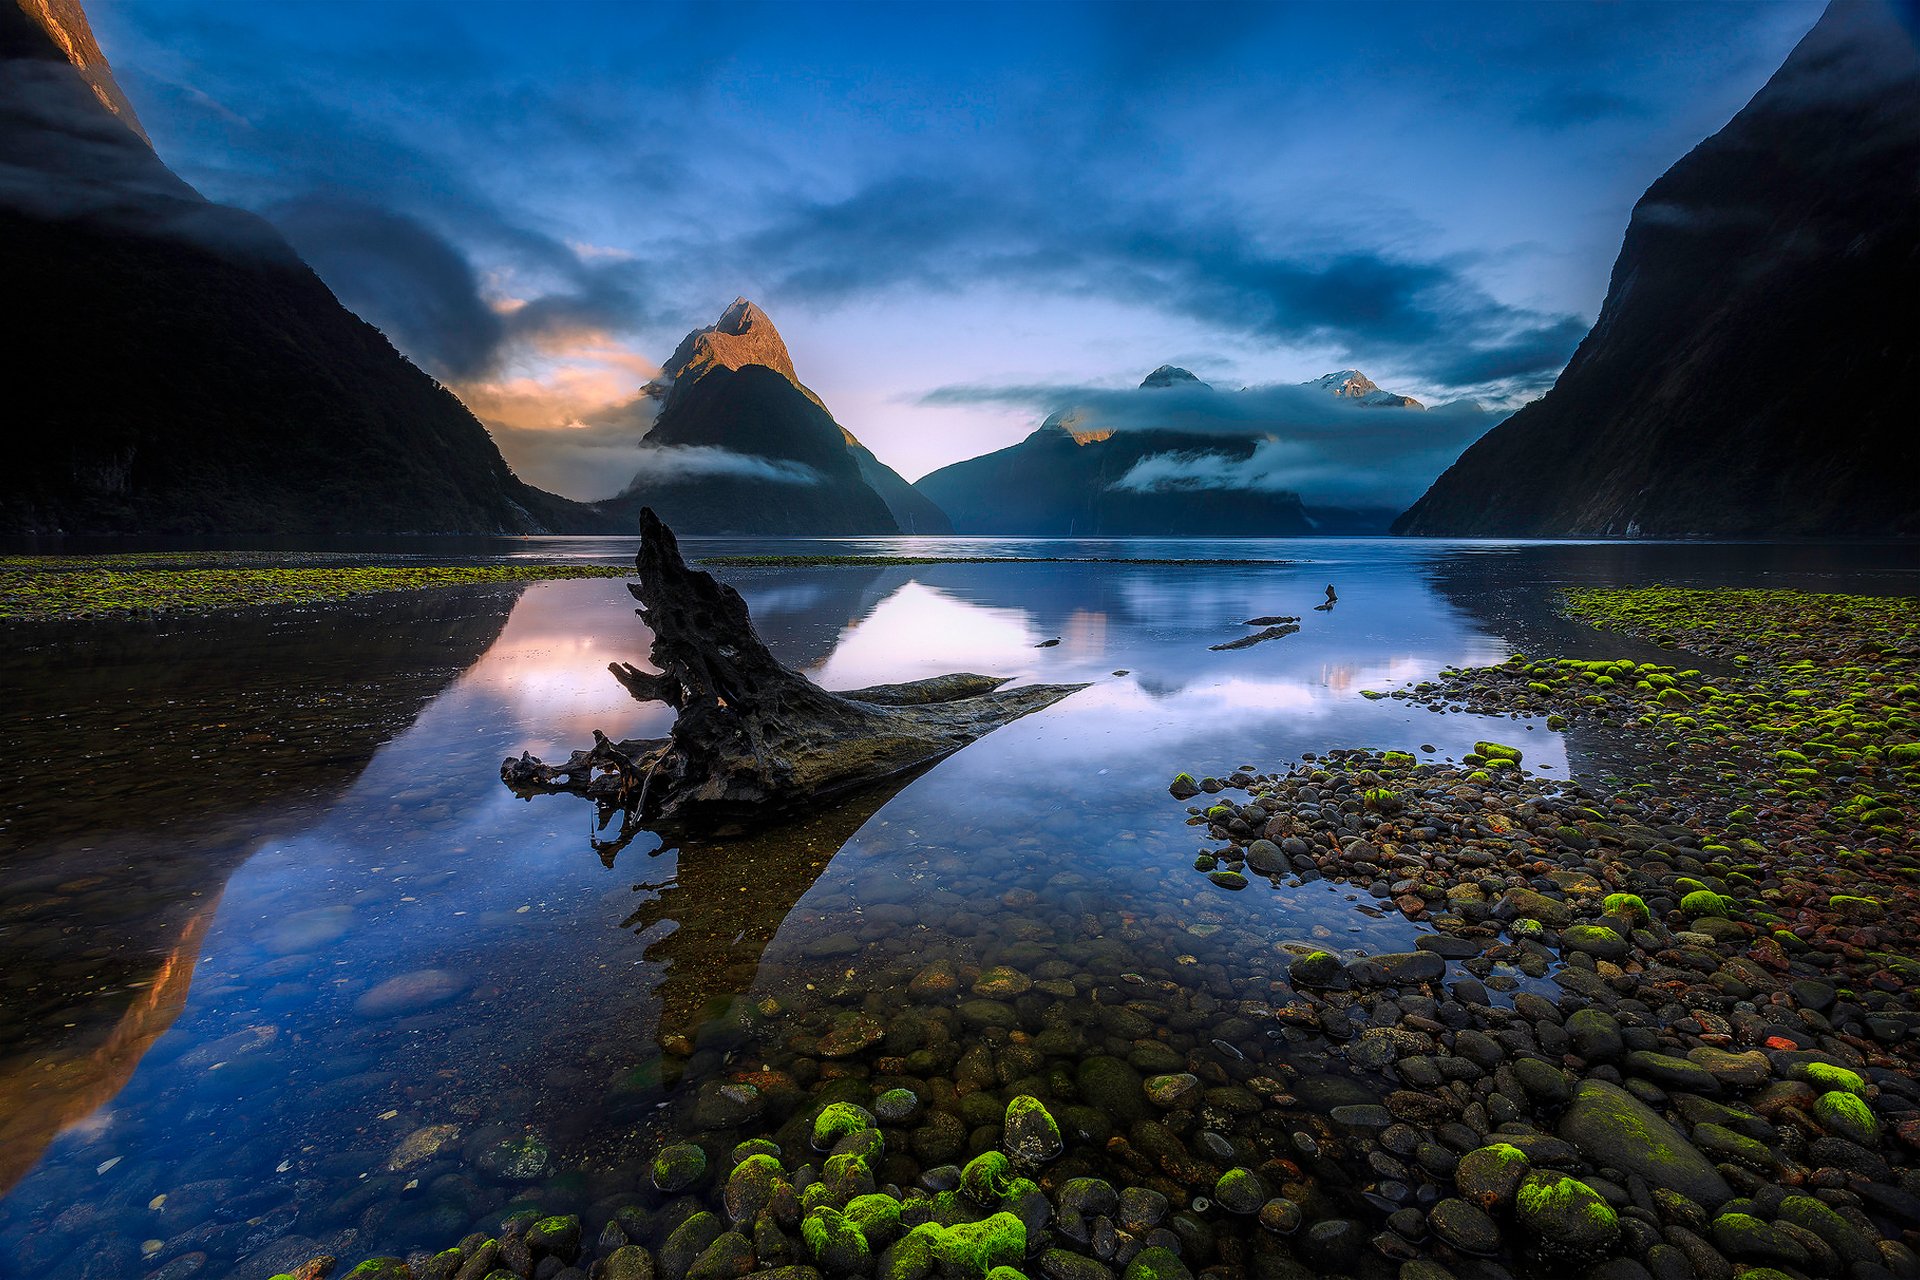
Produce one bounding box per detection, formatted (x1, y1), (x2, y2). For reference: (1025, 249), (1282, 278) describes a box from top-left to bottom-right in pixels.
(353, 969), (466, 1017)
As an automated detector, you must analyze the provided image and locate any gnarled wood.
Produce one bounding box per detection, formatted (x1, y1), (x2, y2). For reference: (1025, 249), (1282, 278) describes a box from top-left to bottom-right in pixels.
(501, 508), (1086, 836)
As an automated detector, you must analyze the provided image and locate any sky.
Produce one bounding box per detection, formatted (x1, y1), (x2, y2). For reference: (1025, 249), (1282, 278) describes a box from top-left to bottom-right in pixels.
(89, 0), (1826, 498)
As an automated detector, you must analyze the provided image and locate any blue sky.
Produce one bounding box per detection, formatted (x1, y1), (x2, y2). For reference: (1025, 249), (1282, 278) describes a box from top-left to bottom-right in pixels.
(91, 0), (1824, 495)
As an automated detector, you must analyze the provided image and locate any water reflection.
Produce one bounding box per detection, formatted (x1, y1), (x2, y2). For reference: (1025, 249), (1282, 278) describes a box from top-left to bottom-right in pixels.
(3, 540), (1916, 1279)
(0, 588), (521, 1199)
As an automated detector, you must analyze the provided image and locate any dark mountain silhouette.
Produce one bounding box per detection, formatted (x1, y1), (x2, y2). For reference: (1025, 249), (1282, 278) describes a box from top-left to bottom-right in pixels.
(1394, 0), (1920, 538)
(0, 0), (608, 534)
(913, 366), (1426, 535)
(597, 299), (951, 534)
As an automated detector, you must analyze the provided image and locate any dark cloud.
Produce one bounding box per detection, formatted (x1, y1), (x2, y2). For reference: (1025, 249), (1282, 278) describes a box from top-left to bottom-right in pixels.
(272, 197), (505, 378)
(745, 178), (1584, 398)
(918, 379), (1508, 507)
(1517, 88), (1648, 129)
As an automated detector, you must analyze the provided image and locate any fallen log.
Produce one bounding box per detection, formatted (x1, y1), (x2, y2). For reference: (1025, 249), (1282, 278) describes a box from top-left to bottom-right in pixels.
(501, 508), (1087, 836)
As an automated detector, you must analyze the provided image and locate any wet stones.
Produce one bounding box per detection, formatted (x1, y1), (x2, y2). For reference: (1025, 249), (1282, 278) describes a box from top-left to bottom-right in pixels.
(1285, 950), (1345, 988)
(1428, 1198), (1501, 1255)
(1211, 1168), (1266, 1215)
(1454, 1143), (1530, 1211)
(1557, 1080), (1732, 1208)
(352, 968), (467, 1017)
(1075, 1057), (1146, 1124)
(1141, 1074), (1201, 1110)
(1003, 1096), (1063, 1167)
(1350, 950), (1444, 986)
(652, 1143), (709, 1193)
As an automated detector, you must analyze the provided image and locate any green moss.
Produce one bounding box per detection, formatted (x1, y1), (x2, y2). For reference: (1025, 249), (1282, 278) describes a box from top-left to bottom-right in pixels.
(1797, 1062), (1868, 1096)
(650, 1142), (707, 1192)
(1812, 1090), (1880, 1144)
(1475, 740), (1523, 762)
(1514, 1172), (1619, 1251)
(0, 560), (628, 622)
(1681, 890), (1731, 919)
(843, 1193), (903, 1246)
(812, 1101), (874, 1150)
(960, 1150), (1014, 1203)
(930, 1212), (1026, 1277)
(802, 1205), (872, 1272)
(343, 1262), (409, 1280)
(1602, 893), (1650, 923)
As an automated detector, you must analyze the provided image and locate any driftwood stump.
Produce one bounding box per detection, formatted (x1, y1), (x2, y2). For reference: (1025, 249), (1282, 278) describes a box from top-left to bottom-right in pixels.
(501, 508), (1086, 838)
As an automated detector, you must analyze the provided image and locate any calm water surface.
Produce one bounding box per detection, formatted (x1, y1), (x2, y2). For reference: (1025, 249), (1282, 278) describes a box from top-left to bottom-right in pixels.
(2, 537), (1916, 1279)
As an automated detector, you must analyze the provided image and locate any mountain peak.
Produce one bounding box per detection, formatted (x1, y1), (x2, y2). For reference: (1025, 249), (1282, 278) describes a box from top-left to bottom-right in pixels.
(1141, 365), (1210, 390)
(661, 296), (798, 388)
(1033, 407), (1114, 446)
(1309, 369), (1380, 397)
(10, 0), (151, 145)
(1307, 369), (1424, 409)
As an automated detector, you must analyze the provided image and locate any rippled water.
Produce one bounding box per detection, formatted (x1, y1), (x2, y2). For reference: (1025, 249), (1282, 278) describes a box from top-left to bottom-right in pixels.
(2, 537), (1916, 1279)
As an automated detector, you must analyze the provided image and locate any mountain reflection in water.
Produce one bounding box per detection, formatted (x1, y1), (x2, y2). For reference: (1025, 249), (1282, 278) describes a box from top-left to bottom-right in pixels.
(3, 538), (1915, 1280)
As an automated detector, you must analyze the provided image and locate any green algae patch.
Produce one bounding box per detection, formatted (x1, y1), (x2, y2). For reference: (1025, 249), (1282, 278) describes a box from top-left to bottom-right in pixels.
(930, 1212), (1027, 1277)
(1797, 1062), (1868, 1096)
(811, 1101), (875, 1150)
(961, 1150), (1015, 1203)
(1681, 890), (1731, 919)
(1514, 1172), (1619, 1254)
(0, 561), (627, 621)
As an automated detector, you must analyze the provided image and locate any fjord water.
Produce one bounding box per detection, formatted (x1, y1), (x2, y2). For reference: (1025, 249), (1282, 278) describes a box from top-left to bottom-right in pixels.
(2, 538), (1916, 1280)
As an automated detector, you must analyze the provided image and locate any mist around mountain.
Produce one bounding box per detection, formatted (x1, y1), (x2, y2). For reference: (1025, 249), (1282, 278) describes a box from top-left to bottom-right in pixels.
(595, 299), (950, 535)
(914, 366), (1457, 535)
(0, 0), (609, 535)
(1394, 0), (1920, 538)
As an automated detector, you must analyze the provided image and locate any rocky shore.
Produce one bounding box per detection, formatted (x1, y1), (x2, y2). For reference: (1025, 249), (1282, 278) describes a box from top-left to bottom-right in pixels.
(302, 587), (1920, 1280)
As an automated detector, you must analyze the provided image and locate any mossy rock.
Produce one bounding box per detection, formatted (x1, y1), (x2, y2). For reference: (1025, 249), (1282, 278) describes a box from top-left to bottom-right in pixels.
(1794, 1062), (1868, 1096)
(1514, 1172), (1619, 1255)
(1454, 1142), (1530, 1210)
(1002, 1095), (1062, 1166)
(1557, 1079), (1731, 1208)
(932, 1213), (1027, 1277)
(1813, 1091), (1880, 1147)
(651, 1142), (707, 1193)
(961, 1150), (1015, 1203)
(812, 1101), (876, 1150)
(802, 1205), (872, 1274)
(1680, 889), (1731, 919)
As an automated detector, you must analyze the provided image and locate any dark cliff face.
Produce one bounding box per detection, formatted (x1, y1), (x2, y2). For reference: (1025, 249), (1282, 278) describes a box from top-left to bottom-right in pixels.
(601, 299), (951, 535)
(599, 364), (905, 535)
(914, 425), (1315, 536)
(0, 0), (606, 534)
(1395, 0), (1920, 538)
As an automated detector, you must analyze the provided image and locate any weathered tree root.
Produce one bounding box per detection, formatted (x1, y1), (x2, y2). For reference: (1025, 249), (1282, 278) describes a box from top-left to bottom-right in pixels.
(501, 508), (1087, 837)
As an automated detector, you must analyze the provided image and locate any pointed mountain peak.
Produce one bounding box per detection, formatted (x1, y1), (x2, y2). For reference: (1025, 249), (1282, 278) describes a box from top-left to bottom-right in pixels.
(1141, 364), (1210, 390)
(9, 0), (151, 145)
(1308, 369), (1381, 397)
(1307, 369), (1425, 409)
(661, 296), (799, 388)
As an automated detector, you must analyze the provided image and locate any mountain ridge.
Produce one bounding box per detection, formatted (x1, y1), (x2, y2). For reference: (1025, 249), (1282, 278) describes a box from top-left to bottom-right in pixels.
(1393, 0), (1920, 538)
(912, 365), (1425, 535)
(0, 0), (609, 534)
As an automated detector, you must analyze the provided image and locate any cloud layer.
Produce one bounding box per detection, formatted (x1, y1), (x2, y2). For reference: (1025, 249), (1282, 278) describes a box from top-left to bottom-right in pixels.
(924, 380), (1507, 508)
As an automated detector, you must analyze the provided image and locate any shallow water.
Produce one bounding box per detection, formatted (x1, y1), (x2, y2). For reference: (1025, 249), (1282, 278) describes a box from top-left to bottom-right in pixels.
(1, 537), (1916, 1279)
